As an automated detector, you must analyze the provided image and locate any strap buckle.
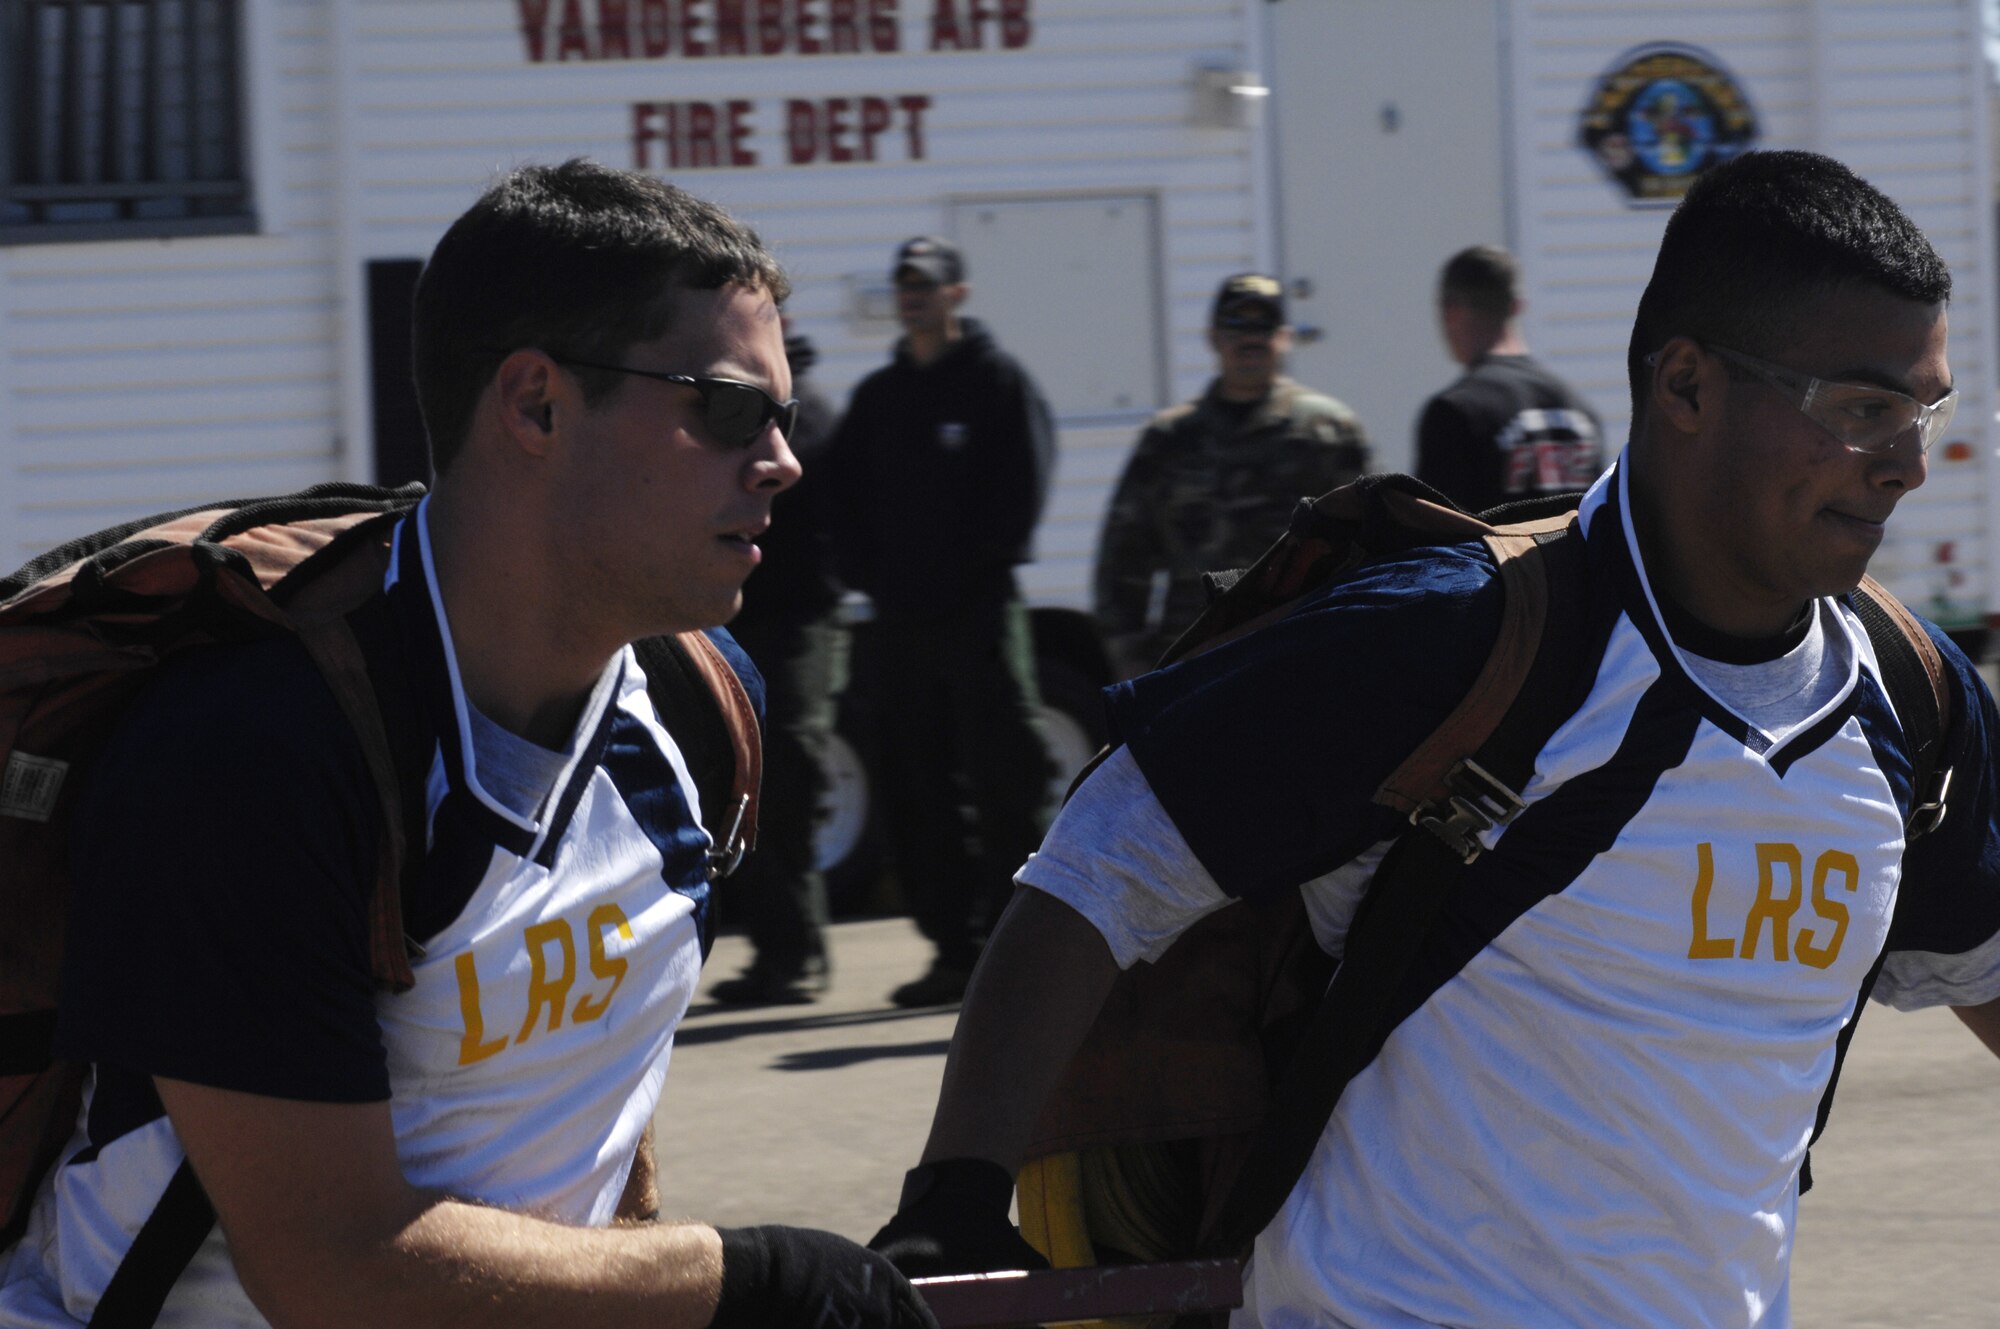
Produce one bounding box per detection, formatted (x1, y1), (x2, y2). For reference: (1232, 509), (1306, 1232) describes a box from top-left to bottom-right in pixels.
(708, 792), (751, 880)
(1907, 764), (1953, 839)
(1409, 758), (1526, 864)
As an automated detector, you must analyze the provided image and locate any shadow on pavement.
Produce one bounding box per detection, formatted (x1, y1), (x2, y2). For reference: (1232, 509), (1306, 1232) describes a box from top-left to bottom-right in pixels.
(768, 1039), (954, 1071)
(675, 1003), (957, 1046)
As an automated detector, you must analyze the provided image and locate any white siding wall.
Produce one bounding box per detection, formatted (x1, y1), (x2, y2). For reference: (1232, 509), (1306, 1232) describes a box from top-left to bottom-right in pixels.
(12, 1), (1985, 623)
(328, 0), (1264, 610)
(0, 0), (1259, 607)
(0, 0), (343, 568)
(1509, 0), (1997, 629)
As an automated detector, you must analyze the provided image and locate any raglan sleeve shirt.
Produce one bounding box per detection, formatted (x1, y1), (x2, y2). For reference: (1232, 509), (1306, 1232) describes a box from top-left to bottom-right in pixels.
(57, 636), (390, 1102)
(1871, 627), (2000, 1011)
(1021, 543), (1507, 967)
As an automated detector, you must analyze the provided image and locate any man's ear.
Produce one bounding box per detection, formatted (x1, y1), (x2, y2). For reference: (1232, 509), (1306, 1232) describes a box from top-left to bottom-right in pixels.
(1648, 337), (1706, 435)
(492, 350), (564, 458)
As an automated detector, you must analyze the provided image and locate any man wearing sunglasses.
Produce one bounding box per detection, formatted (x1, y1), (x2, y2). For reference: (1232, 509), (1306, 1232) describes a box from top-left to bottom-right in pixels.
(6, 161), (937, 1329)
(874, 152), (2000, 1326)
(1094, 273), (1371, 680)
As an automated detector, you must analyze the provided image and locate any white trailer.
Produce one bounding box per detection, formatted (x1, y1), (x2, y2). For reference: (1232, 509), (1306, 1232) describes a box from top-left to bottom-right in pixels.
(1268, 0), (1999, 643)
(2, 0), (1996, 890)
(0, 0), (1276, 895)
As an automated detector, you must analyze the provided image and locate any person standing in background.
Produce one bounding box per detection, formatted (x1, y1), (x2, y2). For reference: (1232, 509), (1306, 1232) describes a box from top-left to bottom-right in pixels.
(710, 328), (844, 1005)
(1414, 244), (1604, 515)
(827, 236), (1056, 1008)
(1093, 274), (1370, 679)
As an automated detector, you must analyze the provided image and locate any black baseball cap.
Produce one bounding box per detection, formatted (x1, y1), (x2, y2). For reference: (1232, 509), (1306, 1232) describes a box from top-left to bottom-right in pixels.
(893, 236), (966, 285)
(1210, 272), (1286, 327)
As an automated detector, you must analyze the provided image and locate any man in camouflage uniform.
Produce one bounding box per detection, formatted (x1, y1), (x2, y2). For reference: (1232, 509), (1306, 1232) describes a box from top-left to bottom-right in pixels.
(1093, 273), (1371, 677)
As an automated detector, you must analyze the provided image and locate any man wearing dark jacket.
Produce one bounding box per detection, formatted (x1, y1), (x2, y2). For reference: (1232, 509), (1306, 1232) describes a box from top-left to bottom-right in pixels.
(828, 236), (1055, 1007)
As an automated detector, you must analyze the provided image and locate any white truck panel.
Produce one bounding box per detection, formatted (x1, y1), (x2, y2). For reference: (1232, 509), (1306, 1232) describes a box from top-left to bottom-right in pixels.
(1507, 0), (1995, 630)
(0, 0), (342, 566)
(2, 0), (1994, 634)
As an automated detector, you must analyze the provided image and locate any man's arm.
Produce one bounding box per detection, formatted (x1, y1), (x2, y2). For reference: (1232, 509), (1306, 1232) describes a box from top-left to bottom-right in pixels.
(919, 886), (1123, 1169)
(869, 886), (1122, 1275)
(1297, 406), (1371, 494)
(160, 1082), (934, 1329)
(616, 1122), (660, 1222)
(1093, 428), (1169, 678)
(1954, 995), (2000, 1058)
(158, 1079), (724, 1329)
(972, 362), (1056, 563)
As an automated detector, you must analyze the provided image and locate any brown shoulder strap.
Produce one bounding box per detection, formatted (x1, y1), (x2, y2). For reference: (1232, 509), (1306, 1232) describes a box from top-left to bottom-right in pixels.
(1857, 573), (1950, 735)
(1373, 513), (1575, 815)
(294, 613), (417, 992)
(673, 629), (764, 874)
(1202, 514), (1593, 1257)
(278, 527), (416, 992)
(1853, 575), (1953, 837)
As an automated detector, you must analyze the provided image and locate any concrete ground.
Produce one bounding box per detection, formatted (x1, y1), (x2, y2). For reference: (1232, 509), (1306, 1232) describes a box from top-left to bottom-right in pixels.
(655, 917), (1999, 1326)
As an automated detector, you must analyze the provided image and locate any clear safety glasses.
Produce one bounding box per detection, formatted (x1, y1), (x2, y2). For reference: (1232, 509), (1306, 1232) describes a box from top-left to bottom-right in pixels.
(1680, 344), (1958, 455)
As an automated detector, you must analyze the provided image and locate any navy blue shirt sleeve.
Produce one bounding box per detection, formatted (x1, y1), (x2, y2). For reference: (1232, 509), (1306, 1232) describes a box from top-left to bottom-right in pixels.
(58, 636), (390, 1102)
(1106, 543), (1506, 901)
(703, 625), (766, 728)
(1888, 625), (2000, 958)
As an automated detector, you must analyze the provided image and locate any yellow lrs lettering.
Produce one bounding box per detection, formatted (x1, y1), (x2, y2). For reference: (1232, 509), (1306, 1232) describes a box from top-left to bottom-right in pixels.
(455, 953), (508, 1066)
(516, 920), (578, 1044)
(1795, 851), (1859, 970)
(1688, 842), (1735, 960)
(1740, 843), (1804, 962)
(573, 904), (635, 1023)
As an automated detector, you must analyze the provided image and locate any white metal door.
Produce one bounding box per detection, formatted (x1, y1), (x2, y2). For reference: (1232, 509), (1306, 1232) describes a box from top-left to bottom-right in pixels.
(947, 194), (1165, 420)
(1266, 0), (1509, 474)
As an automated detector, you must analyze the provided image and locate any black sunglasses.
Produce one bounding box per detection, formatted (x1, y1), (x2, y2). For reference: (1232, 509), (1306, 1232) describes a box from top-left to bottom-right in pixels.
(554, 356), (799, 449)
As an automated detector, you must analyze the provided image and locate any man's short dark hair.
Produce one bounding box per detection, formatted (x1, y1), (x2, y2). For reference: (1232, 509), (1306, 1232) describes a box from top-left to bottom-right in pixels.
(1439, 245), (1519, 323)
(1626, 150), (1950, 421)
(413, 159), (790, 474)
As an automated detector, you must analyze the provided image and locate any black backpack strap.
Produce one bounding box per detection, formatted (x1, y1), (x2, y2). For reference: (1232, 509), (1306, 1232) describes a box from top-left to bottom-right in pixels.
(632, 633), (763, 879)
(1797, 941), (1891, 1197)
(84, 1158), (216, 1328)
(1797, 579), (1957, 1194)
(1202, 521), (1596, 1255)
(339, 591), (436, 976)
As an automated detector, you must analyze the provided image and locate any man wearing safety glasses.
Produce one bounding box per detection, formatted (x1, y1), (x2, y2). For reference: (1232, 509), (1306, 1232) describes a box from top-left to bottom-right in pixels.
(873, 151), (2000, 1327)
(4, 162), (938, 1329)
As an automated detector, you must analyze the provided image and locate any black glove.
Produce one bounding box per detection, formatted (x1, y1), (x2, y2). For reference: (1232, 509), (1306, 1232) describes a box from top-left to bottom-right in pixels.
(712, 1225), (938, 1329)
(867, 1158), (1052, 1278)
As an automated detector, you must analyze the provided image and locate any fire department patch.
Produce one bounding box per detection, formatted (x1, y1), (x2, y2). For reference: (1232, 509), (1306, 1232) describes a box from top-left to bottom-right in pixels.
(1578, 43), (1758, 205)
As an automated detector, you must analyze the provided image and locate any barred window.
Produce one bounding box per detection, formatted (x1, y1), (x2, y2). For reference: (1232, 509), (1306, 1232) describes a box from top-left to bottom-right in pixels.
(1, 0), (253, 244)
